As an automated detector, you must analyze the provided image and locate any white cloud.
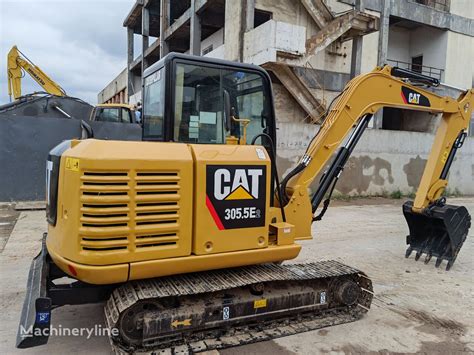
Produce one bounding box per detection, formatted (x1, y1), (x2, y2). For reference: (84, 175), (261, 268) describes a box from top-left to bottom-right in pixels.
(0, 0), (134, 105)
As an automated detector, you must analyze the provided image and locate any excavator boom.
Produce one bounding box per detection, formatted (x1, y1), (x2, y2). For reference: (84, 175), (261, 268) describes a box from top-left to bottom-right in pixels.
(282, 65), (472, 270)
(7, 45), (66, 100)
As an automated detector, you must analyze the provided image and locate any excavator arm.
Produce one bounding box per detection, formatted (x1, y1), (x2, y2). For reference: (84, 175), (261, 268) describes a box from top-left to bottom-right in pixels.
(282, 65), (473, 270)
(7, 45), (66, 100)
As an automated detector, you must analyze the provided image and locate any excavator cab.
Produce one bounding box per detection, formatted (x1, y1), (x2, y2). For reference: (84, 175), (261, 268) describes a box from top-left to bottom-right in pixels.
(90, 103), (136, 124)
(141, 53), (277, 148)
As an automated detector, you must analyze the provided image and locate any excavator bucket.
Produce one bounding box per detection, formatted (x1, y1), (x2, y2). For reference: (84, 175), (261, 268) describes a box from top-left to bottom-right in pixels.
(403, 201), (471, 270)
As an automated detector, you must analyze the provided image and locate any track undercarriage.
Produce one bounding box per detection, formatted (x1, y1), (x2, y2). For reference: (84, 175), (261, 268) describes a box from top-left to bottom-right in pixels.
(16, 238), (373, 354)
(106, 260), (373, 354)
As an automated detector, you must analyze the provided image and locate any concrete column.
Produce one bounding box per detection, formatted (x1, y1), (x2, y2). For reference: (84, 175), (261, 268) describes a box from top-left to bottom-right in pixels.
(127, 26), (135, 102)
(245, 0), (255, 32)
(190, 0), (202, 56)
(377, 0), (390, 66)
(224, 0), (244, 61)
(142, 5), (150, 66)
(159, 0), (169, 58)
(374, 0), (391, 129)
(350, 0), (364, 78)
(141, 5), (150, 105)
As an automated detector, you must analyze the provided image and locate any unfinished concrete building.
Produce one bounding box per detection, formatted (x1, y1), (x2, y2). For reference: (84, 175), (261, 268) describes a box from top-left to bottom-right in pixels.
(98, 0), (473, 131)
(99, 0), (378, 124)
(98, 0), (474, 196)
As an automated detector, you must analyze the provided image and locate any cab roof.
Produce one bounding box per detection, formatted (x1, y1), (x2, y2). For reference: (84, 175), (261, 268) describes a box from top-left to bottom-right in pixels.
(96, 103), (134, 110)
(143, 52), (270, 79)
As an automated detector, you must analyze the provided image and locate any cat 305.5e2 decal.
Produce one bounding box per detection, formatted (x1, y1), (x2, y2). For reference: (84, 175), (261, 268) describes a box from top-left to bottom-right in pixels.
(206, 165), (266, 230)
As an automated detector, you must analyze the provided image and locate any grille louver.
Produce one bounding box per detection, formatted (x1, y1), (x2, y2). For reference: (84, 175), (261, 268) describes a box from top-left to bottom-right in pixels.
(80, 170), (180, 253)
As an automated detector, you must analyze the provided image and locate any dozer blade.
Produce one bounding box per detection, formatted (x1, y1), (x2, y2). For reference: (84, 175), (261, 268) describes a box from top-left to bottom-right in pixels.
(403, 201), (471, 270)
(16, 235), (52, 348)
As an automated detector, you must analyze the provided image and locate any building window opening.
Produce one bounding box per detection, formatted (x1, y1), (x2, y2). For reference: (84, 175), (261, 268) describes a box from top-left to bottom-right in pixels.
(411, 55), (423, 73)
(254, 9), (272, 28)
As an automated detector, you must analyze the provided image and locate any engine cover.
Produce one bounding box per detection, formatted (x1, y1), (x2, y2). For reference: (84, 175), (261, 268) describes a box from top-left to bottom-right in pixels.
(191, 144), (271, 254)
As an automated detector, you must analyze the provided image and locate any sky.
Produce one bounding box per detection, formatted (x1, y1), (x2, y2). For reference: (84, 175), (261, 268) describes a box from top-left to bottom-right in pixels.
(0, 0), (137, 105)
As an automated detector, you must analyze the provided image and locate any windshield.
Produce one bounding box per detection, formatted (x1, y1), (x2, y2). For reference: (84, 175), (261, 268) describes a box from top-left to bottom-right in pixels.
(94, 107), (132, 123)
(173, 63), (270, 144)
(94, 108), (120, 122)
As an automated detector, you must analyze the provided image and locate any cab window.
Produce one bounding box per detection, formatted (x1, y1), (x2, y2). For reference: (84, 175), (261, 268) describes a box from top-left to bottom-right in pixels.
(121, 108), (132, 123)
(143, 69), (165, 139)
(94, 108), (132, 123)
(173, 63), (270, 144)
(95, 108), (120, 122)
(225, 70), (268, 144)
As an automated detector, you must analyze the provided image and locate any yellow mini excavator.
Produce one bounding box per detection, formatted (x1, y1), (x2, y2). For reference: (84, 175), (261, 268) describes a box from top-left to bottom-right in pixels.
(16, 53), (472, 353)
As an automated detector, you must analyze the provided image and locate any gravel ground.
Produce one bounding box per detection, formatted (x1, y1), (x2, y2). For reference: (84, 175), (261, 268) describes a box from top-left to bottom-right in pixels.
(0, 198), (472, 354)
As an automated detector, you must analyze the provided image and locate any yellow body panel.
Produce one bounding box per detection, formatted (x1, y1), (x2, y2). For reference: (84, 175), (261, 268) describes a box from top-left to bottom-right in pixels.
(128, 244), (300, 282)
(47, 139), (301, 284)
(47, 139), (194, 267)
(47, 244), (129, 284)
(47, 239), (300, 285)
(191, 144), (271, 254)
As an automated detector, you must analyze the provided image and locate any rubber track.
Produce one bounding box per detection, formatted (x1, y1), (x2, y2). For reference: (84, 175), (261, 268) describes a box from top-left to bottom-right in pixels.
(105, 260), (373, 354)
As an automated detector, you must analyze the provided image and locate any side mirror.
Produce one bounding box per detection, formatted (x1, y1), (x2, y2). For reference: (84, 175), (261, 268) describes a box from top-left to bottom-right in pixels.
(81, 120), (94, 139)
(223, 89), (231, 132)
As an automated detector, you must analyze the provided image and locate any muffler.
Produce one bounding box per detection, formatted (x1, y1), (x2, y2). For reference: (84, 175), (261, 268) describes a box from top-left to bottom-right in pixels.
(403, 200), (470, 270)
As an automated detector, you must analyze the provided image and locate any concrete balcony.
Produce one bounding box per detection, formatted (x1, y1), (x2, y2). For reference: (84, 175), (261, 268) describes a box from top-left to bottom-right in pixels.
(203, 44), (225, 60)
(243, 5), (378, 123)
(243, 21), (325, 121)
(243, 20), (306, 66)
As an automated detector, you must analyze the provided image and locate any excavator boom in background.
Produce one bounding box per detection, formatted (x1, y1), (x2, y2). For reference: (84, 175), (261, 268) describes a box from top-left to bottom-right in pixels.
(7, 45), (67, 100)
(6, 45), (136, 124)
(16, 53), (472, 353)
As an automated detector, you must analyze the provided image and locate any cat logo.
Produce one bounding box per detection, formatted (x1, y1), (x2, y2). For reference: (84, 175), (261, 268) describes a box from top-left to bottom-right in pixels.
(401, 86), (430, 107)
(408, 93), (420, 104)
(206, 165), (267, 230)
(214, 168), (262, 200)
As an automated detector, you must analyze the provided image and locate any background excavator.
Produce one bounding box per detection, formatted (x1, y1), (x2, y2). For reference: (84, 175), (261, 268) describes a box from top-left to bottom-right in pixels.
(7, 45), (135, 122)
(16, 53), (472, 353)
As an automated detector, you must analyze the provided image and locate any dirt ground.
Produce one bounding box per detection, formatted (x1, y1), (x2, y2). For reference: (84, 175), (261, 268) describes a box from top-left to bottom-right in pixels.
(0, 198), (472, 354)
(0, 203), (20, 252)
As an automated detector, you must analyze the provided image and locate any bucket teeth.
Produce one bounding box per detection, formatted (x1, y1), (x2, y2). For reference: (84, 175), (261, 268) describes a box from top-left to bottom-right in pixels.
(402, 200), (470, 271)
(424, 254), (432, 264)
(446, 260), (453, 271)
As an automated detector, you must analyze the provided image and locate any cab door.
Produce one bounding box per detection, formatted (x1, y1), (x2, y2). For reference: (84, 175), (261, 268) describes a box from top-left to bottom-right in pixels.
(170, 61), (276, 149)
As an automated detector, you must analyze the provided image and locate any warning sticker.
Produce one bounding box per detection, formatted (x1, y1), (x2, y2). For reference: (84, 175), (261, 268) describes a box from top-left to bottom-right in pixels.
(65, 157), (80, 172)
(254, 299), (267, 309)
